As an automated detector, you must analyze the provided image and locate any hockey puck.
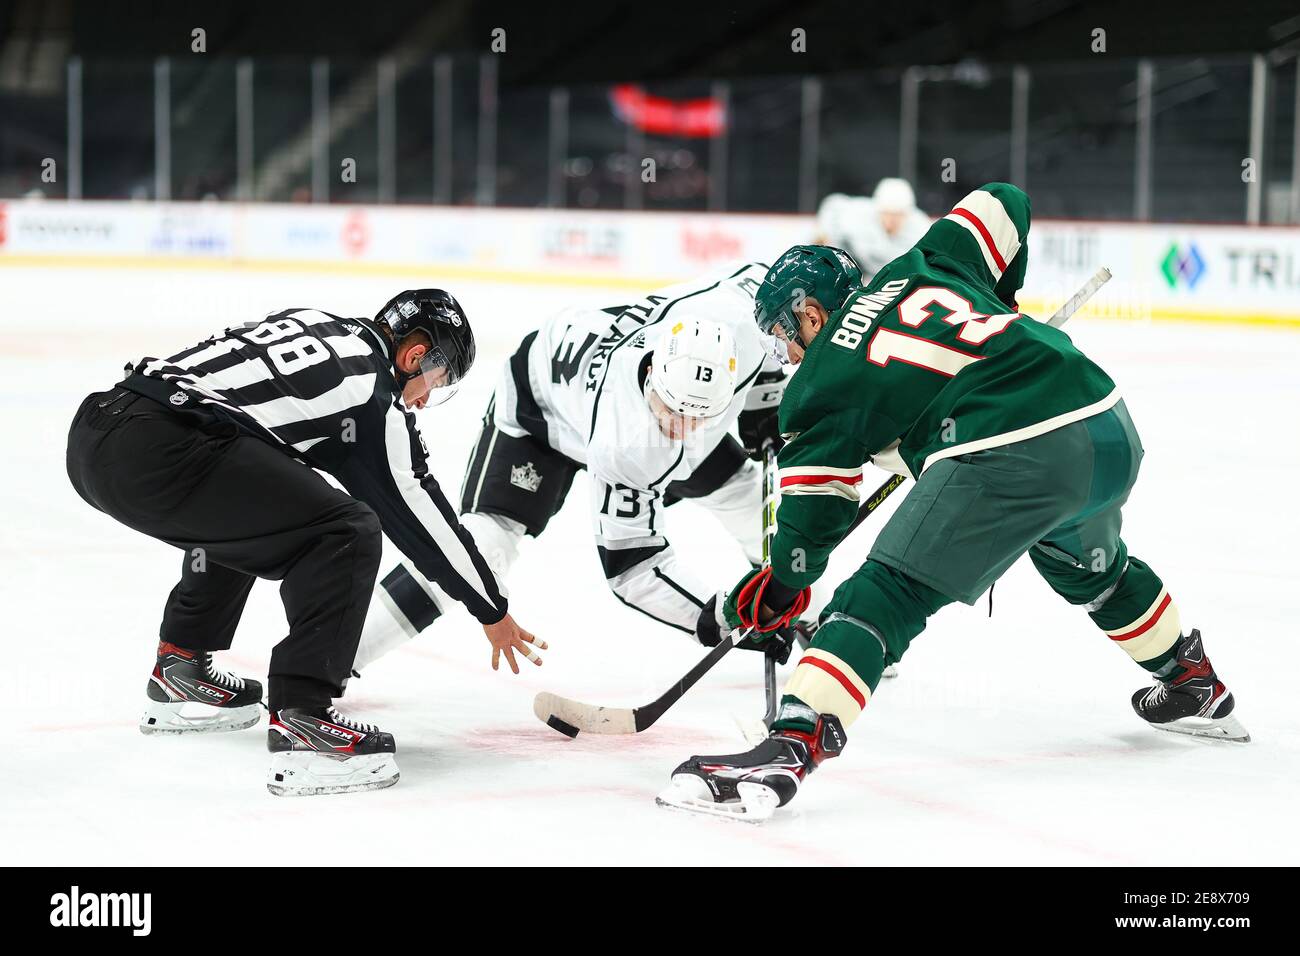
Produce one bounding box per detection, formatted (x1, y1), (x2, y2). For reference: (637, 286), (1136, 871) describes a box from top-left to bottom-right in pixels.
(547, 715), (580, 738)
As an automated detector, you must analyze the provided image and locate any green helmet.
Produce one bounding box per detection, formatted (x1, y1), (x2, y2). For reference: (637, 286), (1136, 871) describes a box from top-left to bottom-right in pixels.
(754, 245), (862, 340)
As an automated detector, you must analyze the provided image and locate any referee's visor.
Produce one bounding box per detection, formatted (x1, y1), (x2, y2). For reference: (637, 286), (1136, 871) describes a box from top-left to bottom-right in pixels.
(409, 344), (463, 407)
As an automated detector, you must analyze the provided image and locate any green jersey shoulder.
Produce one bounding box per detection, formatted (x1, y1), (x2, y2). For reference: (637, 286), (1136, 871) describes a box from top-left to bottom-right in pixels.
(780, 190), (1118, 481)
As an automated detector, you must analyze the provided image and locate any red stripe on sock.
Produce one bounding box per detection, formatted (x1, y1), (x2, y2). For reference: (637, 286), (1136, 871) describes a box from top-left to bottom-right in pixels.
(1109, 593), (1172, 642)
(949, 207), (1008, 272)
(800, 656), (866, 709)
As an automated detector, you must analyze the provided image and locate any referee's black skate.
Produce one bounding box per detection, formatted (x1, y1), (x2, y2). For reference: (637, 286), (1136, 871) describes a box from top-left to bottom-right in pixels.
(140, 642), (264, 735)
(267, 706), (399, 796)
(1132, 630), (1249, 742)
(657, 715), (846, 822)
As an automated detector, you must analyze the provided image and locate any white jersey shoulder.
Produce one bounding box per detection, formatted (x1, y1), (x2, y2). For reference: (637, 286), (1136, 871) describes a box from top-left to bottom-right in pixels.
(513, 261), (770, 488)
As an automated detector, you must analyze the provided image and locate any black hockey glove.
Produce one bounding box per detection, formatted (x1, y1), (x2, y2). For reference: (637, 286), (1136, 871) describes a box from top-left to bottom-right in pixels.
(696, 592), (800, 665)
(738, 370), (787, 460)
(738, 407), (783, 460)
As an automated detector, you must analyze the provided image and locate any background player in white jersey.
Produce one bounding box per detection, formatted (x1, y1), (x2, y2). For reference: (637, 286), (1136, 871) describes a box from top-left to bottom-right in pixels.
(65, 290), (543, 796)
(353, 263), (804, 671)
(815, 177), (931, 280)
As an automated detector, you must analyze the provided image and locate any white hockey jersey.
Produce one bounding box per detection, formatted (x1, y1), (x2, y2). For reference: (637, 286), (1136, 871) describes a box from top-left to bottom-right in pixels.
(492, 262), (779, 633)
(815, 193), (930, 279)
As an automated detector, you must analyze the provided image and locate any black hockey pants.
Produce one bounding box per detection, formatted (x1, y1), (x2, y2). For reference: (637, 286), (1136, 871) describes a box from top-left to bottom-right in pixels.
(66, 388), (382, 710)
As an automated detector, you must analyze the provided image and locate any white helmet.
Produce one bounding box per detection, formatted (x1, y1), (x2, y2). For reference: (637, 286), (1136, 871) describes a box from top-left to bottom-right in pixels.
(648, 317), (737, 418)
(872, 177), (916, 213)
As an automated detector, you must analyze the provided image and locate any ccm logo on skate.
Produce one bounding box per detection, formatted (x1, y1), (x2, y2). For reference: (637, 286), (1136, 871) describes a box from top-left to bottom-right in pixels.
(49, 886), (151, 936)
(321, 724), (359, 741)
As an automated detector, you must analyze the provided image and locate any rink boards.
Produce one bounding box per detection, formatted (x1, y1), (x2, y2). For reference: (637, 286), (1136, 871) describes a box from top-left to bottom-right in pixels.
(2, 199), (1299, 328)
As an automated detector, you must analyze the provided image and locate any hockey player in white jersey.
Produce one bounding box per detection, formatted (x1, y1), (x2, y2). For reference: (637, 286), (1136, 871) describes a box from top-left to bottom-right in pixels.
(815, 177), (930, 279)
(354, 263), (803, 671)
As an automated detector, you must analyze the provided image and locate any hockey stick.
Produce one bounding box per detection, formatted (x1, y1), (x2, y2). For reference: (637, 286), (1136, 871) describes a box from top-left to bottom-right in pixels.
(533, 470), (906, 737)
(533, 267), (1111, 737)
(759, 442), (780, 729)
(1047, 267), (1111, 328)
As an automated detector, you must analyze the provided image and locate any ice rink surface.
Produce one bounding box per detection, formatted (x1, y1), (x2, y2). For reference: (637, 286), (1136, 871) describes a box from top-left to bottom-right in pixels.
(2, 262), (1298, 866)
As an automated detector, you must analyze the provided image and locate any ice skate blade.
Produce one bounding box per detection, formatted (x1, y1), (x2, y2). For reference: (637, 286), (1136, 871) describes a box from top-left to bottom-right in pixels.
(655, 778), (779, 824)
(266, 751), (400, 797)
(139, 700), (262, 735)
(1152, 712), (1251, 743)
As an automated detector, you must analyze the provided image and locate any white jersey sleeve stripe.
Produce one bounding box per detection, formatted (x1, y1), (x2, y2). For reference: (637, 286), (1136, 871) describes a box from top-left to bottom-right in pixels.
(777, 465), (862, 480)
(142, 337), (245, 377)
(240, 372), (376, 429)
(381, 402), (497, 608)
(320, 334), (375, 359)
(943, 213), (1003, 279)
(191, 355), (274, 391)
(942, 189), (1021, 280)
(780, 479), (861, 500)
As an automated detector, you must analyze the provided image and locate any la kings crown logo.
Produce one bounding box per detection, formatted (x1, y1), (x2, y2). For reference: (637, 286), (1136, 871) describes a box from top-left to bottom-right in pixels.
(510, 462), (542, 493)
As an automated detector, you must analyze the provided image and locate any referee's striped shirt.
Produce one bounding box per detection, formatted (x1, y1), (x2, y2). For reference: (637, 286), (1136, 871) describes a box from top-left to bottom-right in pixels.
(122, 308), (506, 624)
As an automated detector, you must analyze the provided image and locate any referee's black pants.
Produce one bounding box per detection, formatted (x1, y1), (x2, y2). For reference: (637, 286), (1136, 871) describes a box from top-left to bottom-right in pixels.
(66, 388), (382, 711)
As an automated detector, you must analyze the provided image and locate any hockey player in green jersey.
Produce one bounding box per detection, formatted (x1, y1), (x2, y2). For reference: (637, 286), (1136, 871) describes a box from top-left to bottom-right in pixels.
(660, 183), (1248, 822)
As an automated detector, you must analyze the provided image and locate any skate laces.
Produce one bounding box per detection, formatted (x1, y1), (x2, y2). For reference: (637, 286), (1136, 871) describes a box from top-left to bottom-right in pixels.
(202, 653), (246, 690)
(326, 707), (376, 733)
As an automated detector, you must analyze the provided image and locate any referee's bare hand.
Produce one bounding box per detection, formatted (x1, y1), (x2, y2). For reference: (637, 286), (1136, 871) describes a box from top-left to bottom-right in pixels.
(482, 614), (547, 674)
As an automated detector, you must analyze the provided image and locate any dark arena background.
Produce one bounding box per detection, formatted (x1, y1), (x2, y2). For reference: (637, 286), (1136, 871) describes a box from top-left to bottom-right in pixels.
(0, 0), (1295, 919)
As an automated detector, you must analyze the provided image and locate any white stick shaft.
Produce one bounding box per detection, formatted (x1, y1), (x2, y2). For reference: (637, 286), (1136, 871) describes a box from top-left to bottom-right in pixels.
(1047, 266), (1112, 328)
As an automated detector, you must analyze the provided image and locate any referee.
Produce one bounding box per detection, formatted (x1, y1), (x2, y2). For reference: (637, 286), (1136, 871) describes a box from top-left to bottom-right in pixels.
(66, 289), (544, 796)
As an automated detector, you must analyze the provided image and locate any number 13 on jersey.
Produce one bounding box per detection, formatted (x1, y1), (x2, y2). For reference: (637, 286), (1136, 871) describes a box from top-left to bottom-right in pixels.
(834, 283), (1021, 379)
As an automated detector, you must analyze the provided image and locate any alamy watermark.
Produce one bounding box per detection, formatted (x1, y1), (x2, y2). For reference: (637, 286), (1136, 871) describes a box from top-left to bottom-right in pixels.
(49, 885), (151, 936)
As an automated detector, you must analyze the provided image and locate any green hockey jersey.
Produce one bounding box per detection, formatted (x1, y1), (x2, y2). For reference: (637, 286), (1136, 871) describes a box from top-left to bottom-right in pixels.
(771, 183), (1121, 590)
